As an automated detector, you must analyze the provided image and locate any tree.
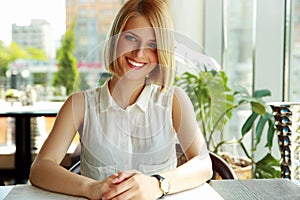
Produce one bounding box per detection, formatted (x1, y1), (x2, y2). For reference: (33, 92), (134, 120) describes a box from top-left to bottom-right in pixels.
(0, 41), (48, 77)
(0, 41), (12, 77)
(26, 47), (47, 61)
(52, 22), (78, 95)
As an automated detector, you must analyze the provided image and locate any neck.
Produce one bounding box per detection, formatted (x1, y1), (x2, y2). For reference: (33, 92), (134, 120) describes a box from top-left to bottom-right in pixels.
(109, 76), (146, 109)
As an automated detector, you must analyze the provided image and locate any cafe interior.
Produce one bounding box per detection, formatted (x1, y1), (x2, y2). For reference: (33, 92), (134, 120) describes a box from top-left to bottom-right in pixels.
(1, 0), (300, 199)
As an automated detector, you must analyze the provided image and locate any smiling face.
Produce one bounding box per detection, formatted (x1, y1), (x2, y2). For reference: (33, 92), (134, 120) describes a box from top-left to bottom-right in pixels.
(116, 15), (158, 80)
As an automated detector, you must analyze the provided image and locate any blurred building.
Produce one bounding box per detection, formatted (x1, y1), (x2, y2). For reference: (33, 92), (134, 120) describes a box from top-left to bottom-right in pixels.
(12, 19), (55, 59)
(8, 59), (57, 88)
(65, 0), (123, 64)
(65, 0), (123, 88)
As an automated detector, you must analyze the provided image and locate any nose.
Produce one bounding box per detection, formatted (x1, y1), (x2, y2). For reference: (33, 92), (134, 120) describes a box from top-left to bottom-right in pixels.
(134, 46), (145, 58)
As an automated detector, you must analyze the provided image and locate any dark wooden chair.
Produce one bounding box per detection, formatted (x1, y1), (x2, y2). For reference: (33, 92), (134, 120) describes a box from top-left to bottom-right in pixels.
(69, 144), (237, 180)
(209, 151), (238, 179)
(68, 159), (81, 175)
(176, 144), (237, 180)
(0, 177), (5, 186)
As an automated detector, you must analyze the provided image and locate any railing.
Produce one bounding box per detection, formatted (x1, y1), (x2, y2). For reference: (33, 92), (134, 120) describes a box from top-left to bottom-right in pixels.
(271, 102), (300, 185)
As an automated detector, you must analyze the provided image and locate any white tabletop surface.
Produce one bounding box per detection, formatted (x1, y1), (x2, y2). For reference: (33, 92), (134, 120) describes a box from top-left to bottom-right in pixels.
(0, 183), (223, 200)
(0, 101), (63, 113)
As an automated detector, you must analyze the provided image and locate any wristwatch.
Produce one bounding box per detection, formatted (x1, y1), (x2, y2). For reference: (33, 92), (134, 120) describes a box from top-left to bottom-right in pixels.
(151, 174), (170, 198)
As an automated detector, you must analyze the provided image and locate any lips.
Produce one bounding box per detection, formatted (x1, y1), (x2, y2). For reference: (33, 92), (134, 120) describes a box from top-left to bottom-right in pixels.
(126, 58), (146, 69)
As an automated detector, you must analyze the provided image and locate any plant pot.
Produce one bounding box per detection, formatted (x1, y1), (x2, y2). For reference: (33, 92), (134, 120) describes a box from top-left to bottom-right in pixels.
(233, 165), (252, 179)
(220, 153), (253, 179)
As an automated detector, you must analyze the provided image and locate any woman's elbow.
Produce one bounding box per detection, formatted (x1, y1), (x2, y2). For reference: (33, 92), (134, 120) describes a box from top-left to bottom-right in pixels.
(203, 155), (213, 181)
(191, 154), (214, 183)
(206, 161), (214, 181)
(29, 159), (47, 186)
(29, 162), (39, 186)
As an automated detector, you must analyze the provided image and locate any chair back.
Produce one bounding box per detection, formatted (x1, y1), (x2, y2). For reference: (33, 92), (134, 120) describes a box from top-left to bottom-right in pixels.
(0, 178), (4, 186)
(176, 144), (237, 180)
(69, 160), (81, 175)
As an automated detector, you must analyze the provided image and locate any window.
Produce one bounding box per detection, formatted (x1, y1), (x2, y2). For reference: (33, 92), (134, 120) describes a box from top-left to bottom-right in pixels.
(291, 0), (300, 101)
(224, 0), (255, 92)
(170, 0), (286, 159)
(79, 0), (87, 4)
(79, 9), (88, 18)
(66, 0), (73, 6)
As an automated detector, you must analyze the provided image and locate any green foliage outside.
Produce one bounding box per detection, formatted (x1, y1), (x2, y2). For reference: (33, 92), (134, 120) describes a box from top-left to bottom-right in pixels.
(52, 22), (78, 95)
(0, 41), (11, 77)
(0, 41), (47, 77)
(176, 69), (281, 178)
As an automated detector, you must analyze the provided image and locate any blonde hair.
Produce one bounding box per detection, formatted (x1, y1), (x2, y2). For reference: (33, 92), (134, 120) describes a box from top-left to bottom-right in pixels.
(103, 0), (176, 91)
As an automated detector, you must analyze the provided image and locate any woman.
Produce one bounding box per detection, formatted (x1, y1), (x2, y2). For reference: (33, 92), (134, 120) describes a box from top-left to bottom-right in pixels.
(29, 0), (213, 199)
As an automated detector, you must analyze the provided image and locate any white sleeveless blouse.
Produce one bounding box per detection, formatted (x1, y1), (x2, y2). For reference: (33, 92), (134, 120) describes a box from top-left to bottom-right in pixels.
(79, 81), (177, 180)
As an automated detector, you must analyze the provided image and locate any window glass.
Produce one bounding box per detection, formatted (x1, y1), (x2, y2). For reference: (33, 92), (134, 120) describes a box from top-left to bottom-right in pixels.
(66, 0), (73, 6)
(225, 0), (254, 92)
(221, 0), (255, 154)
(79, 9), (87, 18)
(291, 1), (300, 101)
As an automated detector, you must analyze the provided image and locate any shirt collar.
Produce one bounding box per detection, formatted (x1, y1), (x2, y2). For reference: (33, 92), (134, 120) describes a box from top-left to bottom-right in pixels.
(135, 84), (152, 112)
(99, 80), (115, 111)
(99, 80), (153, 112)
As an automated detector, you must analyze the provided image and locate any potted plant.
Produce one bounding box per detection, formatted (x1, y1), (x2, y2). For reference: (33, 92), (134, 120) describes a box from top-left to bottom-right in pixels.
(175, 69), (281, 179)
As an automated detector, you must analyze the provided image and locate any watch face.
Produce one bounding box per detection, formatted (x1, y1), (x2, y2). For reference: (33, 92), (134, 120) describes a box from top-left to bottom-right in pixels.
(161, 179), (170, 194)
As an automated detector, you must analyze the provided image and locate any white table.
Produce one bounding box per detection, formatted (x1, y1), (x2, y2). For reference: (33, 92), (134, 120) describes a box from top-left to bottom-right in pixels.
(0, 183), (223, 200)
(210, 179), (300, 200)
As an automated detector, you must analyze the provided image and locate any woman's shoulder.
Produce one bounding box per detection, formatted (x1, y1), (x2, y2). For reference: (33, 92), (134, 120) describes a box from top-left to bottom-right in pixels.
(171, 86), (194, 111)
(172, 85), (189, 100)
(64, 91), (85, 107)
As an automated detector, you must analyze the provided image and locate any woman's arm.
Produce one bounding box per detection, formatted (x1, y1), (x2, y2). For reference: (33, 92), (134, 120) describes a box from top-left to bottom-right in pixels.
(29, 92), (116, 199)
(158, 86), (213, 193)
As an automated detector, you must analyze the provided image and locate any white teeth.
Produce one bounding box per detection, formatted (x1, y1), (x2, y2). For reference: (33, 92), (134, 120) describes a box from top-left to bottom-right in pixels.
(127, 59), (144, 67)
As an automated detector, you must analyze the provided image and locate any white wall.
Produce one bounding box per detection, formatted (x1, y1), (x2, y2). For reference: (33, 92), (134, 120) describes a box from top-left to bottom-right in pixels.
(168, 0), (205, 49)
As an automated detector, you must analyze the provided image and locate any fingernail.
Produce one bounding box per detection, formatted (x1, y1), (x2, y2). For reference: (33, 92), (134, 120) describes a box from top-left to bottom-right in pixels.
(112, 177), (118, 184)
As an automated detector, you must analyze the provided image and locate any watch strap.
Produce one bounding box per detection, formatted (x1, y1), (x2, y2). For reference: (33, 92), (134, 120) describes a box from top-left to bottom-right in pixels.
(151, 174), (169, 198)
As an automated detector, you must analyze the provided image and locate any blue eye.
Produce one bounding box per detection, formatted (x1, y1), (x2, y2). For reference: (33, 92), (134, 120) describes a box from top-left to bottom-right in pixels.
(125, 35), (137, 42)
(148, 43), (157, 49)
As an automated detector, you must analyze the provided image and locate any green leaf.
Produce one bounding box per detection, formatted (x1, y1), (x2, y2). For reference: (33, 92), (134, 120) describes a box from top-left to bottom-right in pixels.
(254, 89), (271, 98)
(233, 85), (250, 96)
(266, 114), (276, 150)
(255, 115), (268, 147)
(241, 112), (258, 136)
(254, 153), (281, 178)
(251, 101), (266, 115)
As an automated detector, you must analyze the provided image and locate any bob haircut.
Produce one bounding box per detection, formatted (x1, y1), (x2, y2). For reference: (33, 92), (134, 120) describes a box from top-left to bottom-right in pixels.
(103, 0), (176, 91)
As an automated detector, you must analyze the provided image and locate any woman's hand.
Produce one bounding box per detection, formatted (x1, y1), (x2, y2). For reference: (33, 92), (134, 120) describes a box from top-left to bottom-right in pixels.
(85, 173), (117, 200)
(102, 171), (162, 200)
(85, 171), (136, 200)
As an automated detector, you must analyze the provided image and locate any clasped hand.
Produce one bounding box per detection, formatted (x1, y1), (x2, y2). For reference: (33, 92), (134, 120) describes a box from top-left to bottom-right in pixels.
(87, 170), (162, 200)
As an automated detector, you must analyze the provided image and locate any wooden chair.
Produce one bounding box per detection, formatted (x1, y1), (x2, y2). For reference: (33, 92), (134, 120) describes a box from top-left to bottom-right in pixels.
(69, 144), (237, 180)
(209, 151), (238, 179)
(0, 177), (5, 186)
(68, 160), (81, 175)
(176, 144), (237, 180)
